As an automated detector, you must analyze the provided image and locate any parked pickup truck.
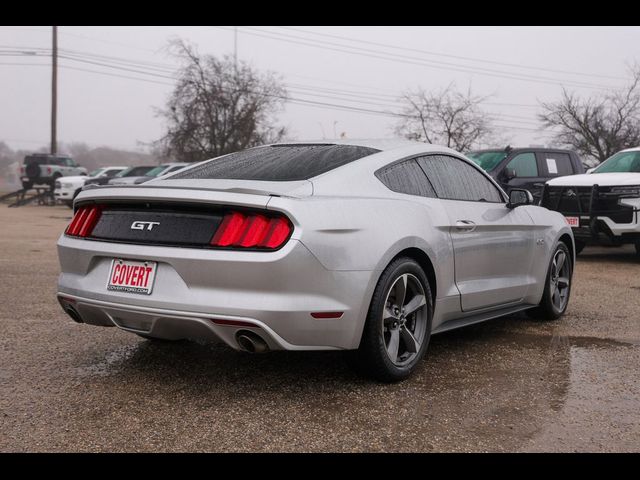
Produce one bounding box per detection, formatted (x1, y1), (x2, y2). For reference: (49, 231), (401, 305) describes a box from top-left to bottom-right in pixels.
(54, 166), (126, 207)
(541, 147), (640, 255)
(466, 146), (585, 202)
(20, 153), (87, 190)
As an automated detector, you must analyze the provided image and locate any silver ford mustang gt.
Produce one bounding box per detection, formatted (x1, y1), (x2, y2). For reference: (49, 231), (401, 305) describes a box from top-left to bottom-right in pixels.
(57, 140), (575, 381)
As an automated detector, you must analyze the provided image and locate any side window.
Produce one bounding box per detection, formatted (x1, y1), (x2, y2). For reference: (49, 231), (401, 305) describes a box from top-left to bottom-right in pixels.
(376, 159), (436, 198)
(506, 152), (538, 177)
(105, 169), (120, 178)
(165, 166), (186, 174)
(417, 155), (503, 203)
(541, 152), (573, 176)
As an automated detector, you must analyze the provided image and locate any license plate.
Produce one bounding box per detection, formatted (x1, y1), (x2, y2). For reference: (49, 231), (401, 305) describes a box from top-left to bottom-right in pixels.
(107, 259), (157, 295)
(565, 216), (580, 227)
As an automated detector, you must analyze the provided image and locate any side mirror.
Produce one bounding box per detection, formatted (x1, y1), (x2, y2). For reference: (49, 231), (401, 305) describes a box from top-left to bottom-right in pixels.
(503, 168), (517, 181)
(507, 189), (534, 208)
(586, 167), (595, 174)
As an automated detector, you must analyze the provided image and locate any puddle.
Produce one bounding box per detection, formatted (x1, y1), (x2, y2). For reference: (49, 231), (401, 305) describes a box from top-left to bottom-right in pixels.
(75, 344), (139, 377)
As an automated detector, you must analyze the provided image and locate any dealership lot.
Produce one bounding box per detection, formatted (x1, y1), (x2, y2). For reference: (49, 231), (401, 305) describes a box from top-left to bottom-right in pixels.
(0, 205), (638, 452)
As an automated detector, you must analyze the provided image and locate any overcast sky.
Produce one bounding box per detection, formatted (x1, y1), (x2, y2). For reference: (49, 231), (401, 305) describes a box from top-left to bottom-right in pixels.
(1, 26), (638, 153)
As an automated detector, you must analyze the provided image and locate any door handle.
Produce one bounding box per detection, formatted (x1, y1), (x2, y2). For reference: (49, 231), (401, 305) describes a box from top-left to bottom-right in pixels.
(455, 220), (477, 232)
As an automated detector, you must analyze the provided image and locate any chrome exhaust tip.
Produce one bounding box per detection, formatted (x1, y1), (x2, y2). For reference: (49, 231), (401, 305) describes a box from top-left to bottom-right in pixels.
(236, 330), (269, 353)
(65, 306), (83, 323)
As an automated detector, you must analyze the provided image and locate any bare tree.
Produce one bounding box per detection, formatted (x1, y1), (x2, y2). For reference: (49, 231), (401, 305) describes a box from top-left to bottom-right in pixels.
(395, 85), (494, 151)
(539, 67), (640, 164)
(156, 40), (287, 163)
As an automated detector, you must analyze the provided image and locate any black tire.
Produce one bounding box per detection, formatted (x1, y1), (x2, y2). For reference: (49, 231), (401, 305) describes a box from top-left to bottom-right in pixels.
(574, 240), (586, 255)
(354, 257), (433, 382)
(527, 242), (573, 320)
(21, 181), (33, 190)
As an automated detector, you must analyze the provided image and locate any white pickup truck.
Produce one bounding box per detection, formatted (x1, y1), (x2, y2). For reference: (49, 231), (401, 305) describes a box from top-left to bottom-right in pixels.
(20, 153), (88, 189)
(54, 166), (127, 207)
(541, 147), (640, 255)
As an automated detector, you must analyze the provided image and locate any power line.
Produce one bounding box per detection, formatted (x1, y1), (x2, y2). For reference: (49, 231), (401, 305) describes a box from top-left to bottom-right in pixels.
(220, 26), (621, 91)
(276, 26), (629, 82)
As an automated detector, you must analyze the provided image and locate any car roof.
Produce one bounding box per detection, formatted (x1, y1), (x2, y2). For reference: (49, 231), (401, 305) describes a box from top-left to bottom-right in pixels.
(269, 138), (433, 152)
(469, 147), (577, 154)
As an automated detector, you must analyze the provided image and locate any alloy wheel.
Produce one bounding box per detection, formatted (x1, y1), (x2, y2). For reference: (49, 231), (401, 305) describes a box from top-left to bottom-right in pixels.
(382, 273), (428, 366)
(550, 249), (571, 312)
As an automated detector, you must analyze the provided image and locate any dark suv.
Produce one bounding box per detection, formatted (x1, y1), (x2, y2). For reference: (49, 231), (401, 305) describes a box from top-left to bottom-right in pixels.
(466, 147), (585, 201)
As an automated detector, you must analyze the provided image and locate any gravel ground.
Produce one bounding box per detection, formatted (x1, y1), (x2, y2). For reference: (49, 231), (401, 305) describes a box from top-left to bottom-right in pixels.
(0, 204), (638, 452)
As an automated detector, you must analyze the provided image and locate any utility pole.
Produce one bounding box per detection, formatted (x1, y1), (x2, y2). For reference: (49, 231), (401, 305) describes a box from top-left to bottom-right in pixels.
(51, 25), (58, 155)
(233, 26), (238, 70)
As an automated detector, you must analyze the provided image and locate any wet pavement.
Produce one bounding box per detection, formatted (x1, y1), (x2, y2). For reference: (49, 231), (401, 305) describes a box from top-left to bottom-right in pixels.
(0, 205), (638, 452)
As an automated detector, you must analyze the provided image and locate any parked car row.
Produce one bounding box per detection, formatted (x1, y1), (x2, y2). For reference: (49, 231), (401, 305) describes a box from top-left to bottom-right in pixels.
(53, 162), (190, 207)
(467, 145), (640, 255)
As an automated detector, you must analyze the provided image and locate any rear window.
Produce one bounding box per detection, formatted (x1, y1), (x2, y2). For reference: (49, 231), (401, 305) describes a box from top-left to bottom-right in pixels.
(24, 155), (69, 166)
(171, 144), (380, 182)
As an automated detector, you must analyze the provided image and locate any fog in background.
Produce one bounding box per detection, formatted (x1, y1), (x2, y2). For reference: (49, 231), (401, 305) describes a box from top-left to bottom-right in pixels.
(1, 25), (639, 187)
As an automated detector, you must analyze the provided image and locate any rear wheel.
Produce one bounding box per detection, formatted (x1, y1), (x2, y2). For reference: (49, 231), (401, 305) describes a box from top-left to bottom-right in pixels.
(354, 257), (432, 382)
(527, 242), (572, 320)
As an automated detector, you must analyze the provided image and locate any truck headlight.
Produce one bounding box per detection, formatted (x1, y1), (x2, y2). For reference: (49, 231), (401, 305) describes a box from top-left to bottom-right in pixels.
(619, 197), (640, 209)
(611, 186), (640, 196)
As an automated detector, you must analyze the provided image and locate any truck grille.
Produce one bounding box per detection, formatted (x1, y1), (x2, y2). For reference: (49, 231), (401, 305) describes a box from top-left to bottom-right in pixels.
(541, 185), (635, 224)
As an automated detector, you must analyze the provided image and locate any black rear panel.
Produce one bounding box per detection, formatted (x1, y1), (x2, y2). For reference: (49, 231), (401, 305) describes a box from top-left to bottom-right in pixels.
(92, 210), (223, 246)
(86, 203), (224, 248)
(170, 144), (380, 182)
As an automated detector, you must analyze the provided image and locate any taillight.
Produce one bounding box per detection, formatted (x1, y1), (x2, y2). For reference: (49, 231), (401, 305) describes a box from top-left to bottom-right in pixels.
(47, 167), (52, 174)
(211, 211), (292, 250)
(66, 205), (102, 237)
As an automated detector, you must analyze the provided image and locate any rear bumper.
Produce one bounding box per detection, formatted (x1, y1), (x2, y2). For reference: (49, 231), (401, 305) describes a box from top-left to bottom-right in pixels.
(57, 293), (338, 351)
(57, 235), (375, 350)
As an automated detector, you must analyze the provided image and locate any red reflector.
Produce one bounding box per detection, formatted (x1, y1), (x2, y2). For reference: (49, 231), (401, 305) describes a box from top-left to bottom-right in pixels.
(211, 212), (246, 246)
(47, 167), (52, 174)
(211, 319), (257, 328)
(311, 312), (344, 319)
(57, 295), (76, 304)
(237, 214), (270, 247)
